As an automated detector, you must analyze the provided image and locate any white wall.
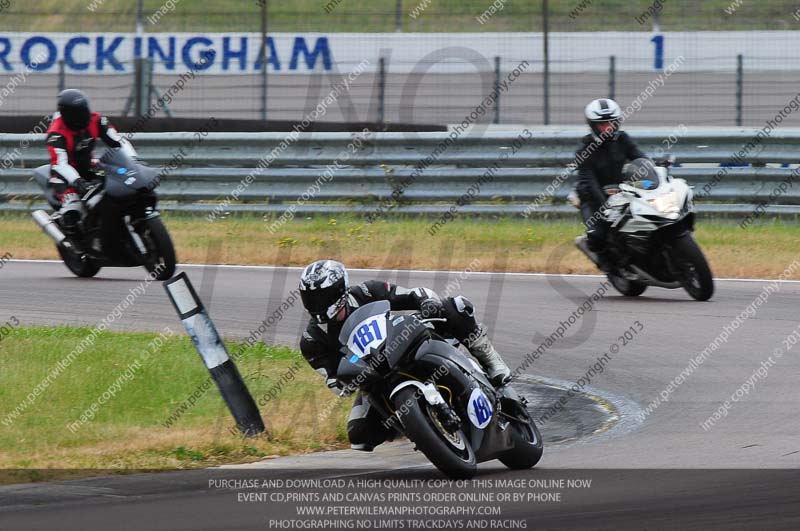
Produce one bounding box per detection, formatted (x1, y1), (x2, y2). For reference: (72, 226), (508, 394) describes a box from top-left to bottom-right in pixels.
(0, 32), (794, 75)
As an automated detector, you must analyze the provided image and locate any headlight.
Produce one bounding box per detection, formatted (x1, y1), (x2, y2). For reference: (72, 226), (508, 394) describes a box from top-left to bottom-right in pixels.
(648, 192), (680, 219)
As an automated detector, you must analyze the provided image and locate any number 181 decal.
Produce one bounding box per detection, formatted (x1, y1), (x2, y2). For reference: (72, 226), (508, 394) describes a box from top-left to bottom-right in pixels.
(467, 388), (493, 429)
(347, 316), (387, 362)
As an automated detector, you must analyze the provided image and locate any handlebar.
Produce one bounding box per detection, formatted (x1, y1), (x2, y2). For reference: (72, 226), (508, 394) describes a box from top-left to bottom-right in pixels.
(655, 153), (676, 168)
(411, 312), (448, 325)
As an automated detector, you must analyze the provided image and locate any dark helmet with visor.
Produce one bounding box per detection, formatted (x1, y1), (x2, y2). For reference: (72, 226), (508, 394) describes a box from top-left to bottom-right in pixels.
(57, 89), (91, 130)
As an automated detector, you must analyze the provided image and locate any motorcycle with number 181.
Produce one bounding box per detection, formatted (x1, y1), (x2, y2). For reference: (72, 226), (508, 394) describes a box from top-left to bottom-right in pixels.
(335, 300), (543, 479)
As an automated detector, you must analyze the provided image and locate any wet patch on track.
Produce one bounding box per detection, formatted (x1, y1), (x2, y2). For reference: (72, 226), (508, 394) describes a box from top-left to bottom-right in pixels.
(514, 374), (645, 446)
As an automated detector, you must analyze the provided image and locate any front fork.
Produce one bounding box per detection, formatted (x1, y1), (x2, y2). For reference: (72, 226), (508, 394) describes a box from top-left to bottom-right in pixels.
(127, 217), (148, 256)
(129, 208), (161, 258)
(389, 380), (461, 432)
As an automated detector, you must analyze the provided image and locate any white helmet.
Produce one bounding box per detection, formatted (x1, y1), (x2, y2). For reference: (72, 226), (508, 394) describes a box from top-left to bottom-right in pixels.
(299, 259), (350, 323)
(584, 98), (623, 137)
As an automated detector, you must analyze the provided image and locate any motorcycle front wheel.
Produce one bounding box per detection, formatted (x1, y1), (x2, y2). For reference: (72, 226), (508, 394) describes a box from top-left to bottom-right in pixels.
(138, 216), (176, 281)
(394, 387), (476, 479)
(671, 234), (714, 301)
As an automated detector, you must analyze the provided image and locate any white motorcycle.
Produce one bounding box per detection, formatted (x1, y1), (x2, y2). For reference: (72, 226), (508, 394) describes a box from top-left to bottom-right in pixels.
(574, 158), (714, 301)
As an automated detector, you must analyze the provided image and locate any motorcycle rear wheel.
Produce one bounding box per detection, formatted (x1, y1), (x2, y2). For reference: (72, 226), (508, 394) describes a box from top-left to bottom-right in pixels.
(608, 273), (647, 297)
(394, 387), (477, 479)
(57, 243), (101, 278)
(499, 419), (543, 469)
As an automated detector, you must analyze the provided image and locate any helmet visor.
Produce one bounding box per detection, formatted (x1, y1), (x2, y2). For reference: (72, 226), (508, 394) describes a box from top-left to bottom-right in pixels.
(300, 287), (347, 322)
(595, 121), (616, 134)
(60, 105), (90, 130)
(591, 119), (620, 137)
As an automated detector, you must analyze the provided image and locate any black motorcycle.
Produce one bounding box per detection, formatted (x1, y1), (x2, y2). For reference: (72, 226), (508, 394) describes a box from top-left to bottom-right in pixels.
(31, 150), (176, 280)
(335, 300), (543, 479)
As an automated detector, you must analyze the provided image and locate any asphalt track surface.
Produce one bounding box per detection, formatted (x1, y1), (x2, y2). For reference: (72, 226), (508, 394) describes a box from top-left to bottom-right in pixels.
(1, 260), (800, 530)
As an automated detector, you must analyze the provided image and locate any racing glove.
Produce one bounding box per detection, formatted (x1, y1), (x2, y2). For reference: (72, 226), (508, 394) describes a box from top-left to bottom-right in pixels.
(326, 377), (355, 397)
(419, 297), (445, 319)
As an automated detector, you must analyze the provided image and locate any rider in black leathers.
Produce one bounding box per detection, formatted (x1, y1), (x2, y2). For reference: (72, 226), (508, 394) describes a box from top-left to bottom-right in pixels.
(576, 98), (648, 271)
(298, 259), (511, 451)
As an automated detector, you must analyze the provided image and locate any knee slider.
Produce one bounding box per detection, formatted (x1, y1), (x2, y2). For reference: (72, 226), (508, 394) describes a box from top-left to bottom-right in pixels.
(347, 419), (386, 447)
(450, 295), (474, 317)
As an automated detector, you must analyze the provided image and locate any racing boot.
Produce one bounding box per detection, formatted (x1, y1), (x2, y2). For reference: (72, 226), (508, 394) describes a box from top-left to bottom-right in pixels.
(90, 237), (103, 254)
(466, 326), (511, 387)
(595, 248), (616, 275)
(58, 202), (87, 255)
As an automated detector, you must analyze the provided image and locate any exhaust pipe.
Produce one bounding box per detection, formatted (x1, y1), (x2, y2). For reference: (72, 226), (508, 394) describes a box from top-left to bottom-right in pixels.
(32, 210), (70, 247)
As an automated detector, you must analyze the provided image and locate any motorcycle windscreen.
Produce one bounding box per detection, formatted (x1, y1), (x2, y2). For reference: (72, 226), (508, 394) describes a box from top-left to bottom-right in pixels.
(622, 158), (663, 190)
(99, 147), (136, 168)
(382, 315), (429, 367)
(97, 149), (160, 196)
(338, 300), (390, 364)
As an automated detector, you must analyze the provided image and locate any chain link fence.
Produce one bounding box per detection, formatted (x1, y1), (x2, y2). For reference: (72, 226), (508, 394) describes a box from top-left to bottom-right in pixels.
(1, 1), (799, 126)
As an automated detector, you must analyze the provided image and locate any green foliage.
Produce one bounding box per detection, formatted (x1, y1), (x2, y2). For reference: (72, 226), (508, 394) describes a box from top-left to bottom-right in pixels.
(0, 326), (342, 472)
(1, 0), (795, 32)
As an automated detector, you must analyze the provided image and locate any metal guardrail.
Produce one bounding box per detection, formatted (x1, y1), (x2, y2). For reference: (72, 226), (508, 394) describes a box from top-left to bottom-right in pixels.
(1, 128), (799, 218)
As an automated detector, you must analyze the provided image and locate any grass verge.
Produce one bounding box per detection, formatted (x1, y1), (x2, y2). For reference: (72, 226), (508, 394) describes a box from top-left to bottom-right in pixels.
(0, 326), (350, 482)
(4, 212), (800, 279)
(3, 0), (792, 32)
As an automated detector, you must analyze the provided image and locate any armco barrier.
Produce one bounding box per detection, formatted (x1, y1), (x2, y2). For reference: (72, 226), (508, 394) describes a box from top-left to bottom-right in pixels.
(2, 128), (799, 217)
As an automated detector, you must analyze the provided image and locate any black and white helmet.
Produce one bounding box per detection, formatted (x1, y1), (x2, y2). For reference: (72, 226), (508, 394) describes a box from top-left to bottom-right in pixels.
(584, 98), (623, 137)
(299, 260), (349, 323)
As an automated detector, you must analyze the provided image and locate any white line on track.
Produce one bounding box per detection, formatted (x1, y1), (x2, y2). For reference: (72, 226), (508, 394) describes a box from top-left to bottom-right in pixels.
(8, 258), (800, 284)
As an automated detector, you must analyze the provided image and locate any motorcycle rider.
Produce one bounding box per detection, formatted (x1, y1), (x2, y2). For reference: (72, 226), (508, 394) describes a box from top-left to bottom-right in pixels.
(298, 259), (511, 451)
(576, 98), (649, 272)
(45, 89), (138, 251)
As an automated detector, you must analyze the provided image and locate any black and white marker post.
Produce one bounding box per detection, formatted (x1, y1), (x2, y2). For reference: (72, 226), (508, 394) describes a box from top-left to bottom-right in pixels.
(163, 272), (265, 436)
